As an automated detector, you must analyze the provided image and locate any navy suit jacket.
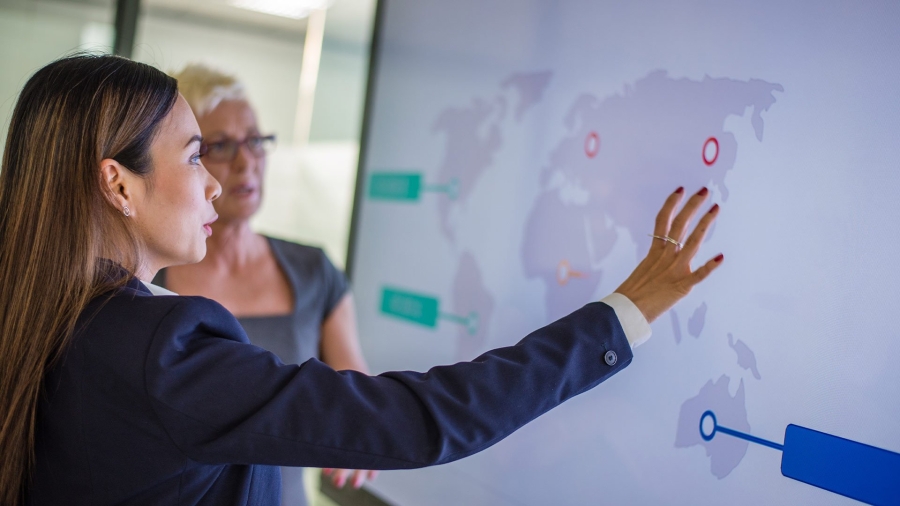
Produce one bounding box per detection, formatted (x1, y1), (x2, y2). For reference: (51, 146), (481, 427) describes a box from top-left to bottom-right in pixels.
(28, 278), (633, 505)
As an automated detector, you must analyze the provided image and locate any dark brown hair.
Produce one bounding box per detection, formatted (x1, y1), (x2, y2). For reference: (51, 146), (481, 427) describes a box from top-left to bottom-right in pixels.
(0, 54), (178, 505)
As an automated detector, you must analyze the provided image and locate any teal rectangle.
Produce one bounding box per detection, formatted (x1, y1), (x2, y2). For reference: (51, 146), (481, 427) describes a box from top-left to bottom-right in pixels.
(368, 173), (422, 201)
(380, 287), (439, 328)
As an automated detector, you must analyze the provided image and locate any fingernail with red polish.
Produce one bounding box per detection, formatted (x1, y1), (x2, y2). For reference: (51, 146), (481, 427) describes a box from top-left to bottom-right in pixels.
(714, 254), (724, 263)
(697, 187), (709, 196)
(708, 204), (719, 213)
(675, 186), (684, 194)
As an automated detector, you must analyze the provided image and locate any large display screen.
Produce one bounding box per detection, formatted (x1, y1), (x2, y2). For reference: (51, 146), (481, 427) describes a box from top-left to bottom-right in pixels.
(347, 1), (900, 504)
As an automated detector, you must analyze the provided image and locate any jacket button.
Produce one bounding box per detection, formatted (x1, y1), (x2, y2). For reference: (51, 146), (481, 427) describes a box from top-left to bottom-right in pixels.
(604, 350), (617, 366)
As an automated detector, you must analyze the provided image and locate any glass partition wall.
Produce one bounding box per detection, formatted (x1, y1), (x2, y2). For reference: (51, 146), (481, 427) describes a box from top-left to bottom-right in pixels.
(136, 0), (375, 268)
(0, 0), (116, 150)
(0, 0), (374, 269)
(0, 1), (377, 504)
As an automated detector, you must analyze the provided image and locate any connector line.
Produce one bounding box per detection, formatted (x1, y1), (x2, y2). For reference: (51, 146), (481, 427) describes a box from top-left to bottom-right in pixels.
(698, 409), (900, 505)
(438, 312), (468, 326)
(421, 178), (459, 200)
(700, 410), (783, 451)
(439, 311), (479, 336)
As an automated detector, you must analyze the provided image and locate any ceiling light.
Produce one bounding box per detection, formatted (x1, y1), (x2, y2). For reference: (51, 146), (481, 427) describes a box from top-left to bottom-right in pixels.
(229, 0), (334, 20)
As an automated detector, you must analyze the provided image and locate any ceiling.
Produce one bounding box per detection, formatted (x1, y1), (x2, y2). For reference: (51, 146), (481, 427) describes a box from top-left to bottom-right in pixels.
(0, 0), (376, 45)
(142, 0), (376, 45)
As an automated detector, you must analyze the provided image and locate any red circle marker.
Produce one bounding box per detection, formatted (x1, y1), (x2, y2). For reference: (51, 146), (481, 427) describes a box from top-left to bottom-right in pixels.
(584, 132), (600, 158)
(703, 137), (719, 166)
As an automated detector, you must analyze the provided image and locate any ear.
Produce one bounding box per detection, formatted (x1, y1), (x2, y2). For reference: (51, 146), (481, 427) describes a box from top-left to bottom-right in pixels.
(99, 158), (138, 214)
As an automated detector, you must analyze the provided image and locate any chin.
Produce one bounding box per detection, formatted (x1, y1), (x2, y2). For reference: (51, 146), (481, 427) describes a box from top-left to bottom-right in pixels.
(189, 244), (208, 264)
(231, 201), (261, 220)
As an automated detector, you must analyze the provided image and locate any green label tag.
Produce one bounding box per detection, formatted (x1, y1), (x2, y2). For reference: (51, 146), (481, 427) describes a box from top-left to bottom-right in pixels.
(368, 173), (422, 201)
(380, 287), (439, 327)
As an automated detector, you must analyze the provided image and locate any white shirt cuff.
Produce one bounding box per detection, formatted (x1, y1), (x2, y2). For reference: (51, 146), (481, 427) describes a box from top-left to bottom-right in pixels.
(600, 293), (652, 349)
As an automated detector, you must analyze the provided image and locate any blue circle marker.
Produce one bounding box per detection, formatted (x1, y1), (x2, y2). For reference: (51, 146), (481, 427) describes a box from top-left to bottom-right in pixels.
(699, 410), (717, 441)
(695, 409), (900, 504)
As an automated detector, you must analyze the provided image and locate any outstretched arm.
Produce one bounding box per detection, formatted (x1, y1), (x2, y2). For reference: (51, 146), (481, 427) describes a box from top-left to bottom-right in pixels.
(144, 187), (721, 470)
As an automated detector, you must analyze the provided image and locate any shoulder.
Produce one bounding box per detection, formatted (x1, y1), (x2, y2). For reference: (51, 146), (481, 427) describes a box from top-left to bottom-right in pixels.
(266, 236), (327, 262)
(151, 295), (245, 340)
(79, 285), (247, 348)
(265, 236), (336, 275)
(67, 285), (250, 397)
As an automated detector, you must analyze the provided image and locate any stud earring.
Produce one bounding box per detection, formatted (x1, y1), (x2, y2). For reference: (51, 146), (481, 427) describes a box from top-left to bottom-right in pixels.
(123, 205), (130, 217)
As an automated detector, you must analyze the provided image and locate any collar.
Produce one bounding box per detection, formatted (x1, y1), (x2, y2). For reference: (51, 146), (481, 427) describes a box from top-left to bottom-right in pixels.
(141, 280), (177, 296)
(124, 276), (153, 296)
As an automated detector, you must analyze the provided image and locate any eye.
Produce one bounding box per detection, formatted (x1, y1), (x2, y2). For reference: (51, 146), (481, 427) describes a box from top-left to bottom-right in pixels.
(190, 153), (202, 165)
(247, 136), (263, 150)
(207, 141), (228, 154)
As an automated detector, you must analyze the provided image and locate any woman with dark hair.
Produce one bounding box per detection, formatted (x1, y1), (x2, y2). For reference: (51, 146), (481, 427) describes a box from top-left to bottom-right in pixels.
(0, 54), (722, 506)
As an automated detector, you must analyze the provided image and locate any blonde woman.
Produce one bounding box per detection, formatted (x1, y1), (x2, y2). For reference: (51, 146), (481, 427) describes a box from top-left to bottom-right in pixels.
(0, 54), (722, 505)
(152, 65), (375, 503)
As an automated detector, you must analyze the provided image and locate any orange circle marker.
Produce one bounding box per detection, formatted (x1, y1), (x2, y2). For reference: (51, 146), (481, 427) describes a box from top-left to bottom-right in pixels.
(557, 260), (587, 285)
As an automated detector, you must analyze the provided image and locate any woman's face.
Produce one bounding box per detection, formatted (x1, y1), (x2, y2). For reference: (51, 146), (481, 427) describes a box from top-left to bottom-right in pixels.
(132, 95), (221, 272)
(196, 99), (266, 224)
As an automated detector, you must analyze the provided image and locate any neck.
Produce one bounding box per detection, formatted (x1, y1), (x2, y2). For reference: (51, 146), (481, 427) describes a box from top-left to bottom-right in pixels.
(136, 264), (156, 283)
(201, 218), (265, 269)
(143, 218), (265, 281)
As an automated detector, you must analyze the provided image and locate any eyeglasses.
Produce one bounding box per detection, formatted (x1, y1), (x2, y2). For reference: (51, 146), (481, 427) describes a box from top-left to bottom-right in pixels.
(200, 134), (276, 163)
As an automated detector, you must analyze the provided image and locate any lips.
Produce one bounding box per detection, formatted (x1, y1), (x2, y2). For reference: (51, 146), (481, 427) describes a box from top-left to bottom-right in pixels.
(231, 183), (257, 197)
(203, 214), (218, 237)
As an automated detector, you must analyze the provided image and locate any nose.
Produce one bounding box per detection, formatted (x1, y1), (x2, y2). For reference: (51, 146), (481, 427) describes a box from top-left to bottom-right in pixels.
(207, 169), (222, 202)
(232, 143), (257, 174)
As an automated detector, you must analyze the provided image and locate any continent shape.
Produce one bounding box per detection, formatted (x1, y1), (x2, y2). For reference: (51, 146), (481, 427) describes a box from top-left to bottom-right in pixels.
(521, 191), (614, 320)
(433, 71), (553, 243)
(432, 98), (504, 242)
(501, 71), (553, 122)
(676, 375), (750, 479)
(729, 333), (761, 380)
(452, 252), (495, 361)
(521, 71), (782, 320)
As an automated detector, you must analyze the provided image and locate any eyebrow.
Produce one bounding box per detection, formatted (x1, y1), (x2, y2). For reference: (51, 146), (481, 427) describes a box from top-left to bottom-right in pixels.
(184, 135), (203, 148)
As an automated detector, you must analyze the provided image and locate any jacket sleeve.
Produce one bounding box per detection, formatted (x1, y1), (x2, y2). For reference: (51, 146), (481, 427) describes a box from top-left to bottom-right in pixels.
(144, 297), (633, 470)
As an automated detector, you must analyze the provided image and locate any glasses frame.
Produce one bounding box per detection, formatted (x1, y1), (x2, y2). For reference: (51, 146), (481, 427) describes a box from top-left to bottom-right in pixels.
(200, 134), (277, 163)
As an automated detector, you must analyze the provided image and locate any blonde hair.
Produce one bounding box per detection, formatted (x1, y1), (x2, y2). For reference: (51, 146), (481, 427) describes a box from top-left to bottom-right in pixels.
(171, 63), (246, 117)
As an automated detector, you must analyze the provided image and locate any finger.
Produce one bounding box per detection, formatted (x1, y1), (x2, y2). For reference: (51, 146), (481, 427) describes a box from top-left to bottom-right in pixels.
(351, 470), (367, 489)
(322, 468), (333, 477)
(651, 187), (685, 252)
(689, 253), (724, 286)
(367, 470), (379, 482)
(680, 203), (719, 261)
(668, 187), (709, 243)
(333, 469), (351, 488)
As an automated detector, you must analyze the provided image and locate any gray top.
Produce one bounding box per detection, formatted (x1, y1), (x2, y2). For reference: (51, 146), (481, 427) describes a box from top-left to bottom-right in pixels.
(153, 236), (349, 506)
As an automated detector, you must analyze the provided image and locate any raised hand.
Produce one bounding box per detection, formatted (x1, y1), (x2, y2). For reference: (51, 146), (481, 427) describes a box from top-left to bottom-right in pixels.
(614, 187), (723, 323)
